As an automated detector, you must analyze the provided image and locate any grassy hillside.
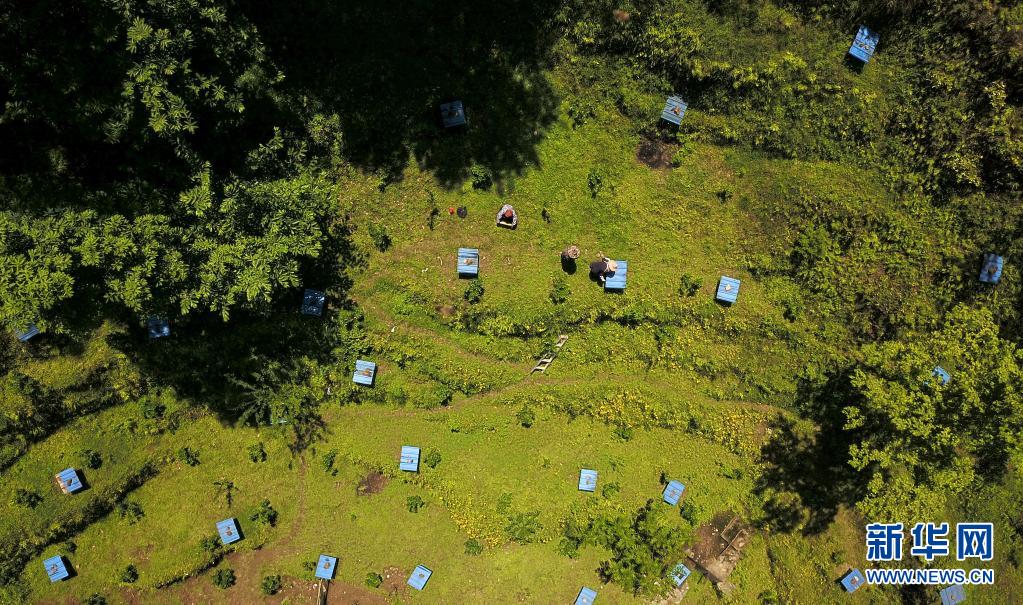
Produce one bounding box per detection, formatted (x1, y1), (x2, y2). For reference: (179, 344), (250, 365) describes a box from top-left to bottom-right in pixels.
(3, 1), (1022, 604)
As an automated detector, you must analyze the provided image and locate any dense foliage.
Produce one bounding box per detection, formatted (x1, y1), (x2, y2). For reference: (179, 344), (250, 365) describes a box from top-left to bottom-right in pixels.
(3, 0), (1023, 601)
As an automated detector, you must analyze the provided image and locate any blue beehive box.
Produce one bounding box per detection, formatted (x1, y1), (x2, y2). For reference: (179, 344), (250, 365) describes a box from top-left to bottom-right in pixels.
(457, 248), (480, 276)
(670, 562), (691, 587)
(43, 556), (70, 583)
(217, 518), (241, 545)
(575, 586), (598, 605)
(441, 101), (466, 128)
(353, 360), (376, 386)
(979, 254), (1003, 284)
(400, 446), (421, 472)
(661, 96), (688, 125)
(55, 468), (83, 494)
(16, 324), (40, 342)
(940, 584), (966, 605)
(841, 568), (866, 592)
(315, 554), (338, 580)
(663, 480), (686, 506)
(147, 316), (170, 339)
(849, 26), (880, 63)
(933, 366), (950, 385)
(604, 260), (628, 290)
(301, 289), (326, 316)
(408, 564), (432, 590)
(716, 276), (741, 304)
(578, 469), (598, 492)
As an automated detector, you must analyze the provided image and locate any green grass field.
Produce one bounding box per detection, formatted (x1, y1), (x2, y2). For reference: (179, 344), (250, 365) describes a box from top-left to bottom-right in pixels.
(5, 68), (1013, 605)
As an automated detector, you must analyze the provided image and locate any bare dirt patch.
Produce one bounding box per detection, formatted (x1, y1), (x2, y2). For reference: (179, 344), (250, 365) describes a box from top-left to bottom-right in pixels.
(637, 137), (676, 169)
(381, 565), (408, 594)
(356, 470), (389, 496)
(686, 512), (751, 585)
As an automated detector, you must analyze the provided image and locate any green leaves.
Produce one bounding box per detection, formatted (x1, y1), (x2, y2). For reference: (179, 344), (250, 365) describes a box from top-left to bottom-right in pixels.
(845, 305), (1023, 522)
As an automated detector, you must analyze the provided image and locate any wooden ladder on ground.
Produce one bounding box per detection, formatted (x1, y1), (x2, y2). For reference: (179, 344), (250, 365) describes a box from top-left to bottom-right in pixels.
(317, 579), (328, 605)
(531, 334), (569, 374)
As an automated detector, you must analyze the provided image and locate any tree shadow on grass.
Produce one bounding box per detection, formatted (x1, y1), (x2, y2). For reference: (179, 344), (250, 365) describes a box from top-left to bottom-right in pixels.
(755, 367), (863, 536)
(242, 0), (562, 187)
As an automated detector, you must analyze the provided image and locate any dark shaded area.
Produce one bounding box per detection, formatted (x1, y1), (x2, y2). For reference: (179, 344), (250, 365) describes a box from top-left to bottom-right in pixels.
(242, 0), (562, 186)
(755, 368), (862, 535)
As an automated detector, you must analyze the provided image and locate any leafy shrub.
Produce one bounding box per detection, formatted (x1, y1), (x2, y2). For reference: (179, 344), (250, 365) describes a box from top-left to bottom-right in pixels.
(367, 223), (391, 252)
(678, 273), (703, 297)
(81, 449), (103, 469)
(602, 482), (621, 498)
(759, 590), (780, 604)
(119, 564), (138, 584)
(594, 502), (688, 594)
(365, 571), (383, 588)
(260, 574), (282, 595)
(463, 279), (484, 304)
(587, 167), (613, 197)
(212, 568), (236, 589)
(505, 511), (541, 543)
(140, 397), (165, 419)
(567, 97), (597, 128)
(177, 447), (199, 466)
(407, 495), (425, 513)
(549, 276), (570, 304)
(470, 164), (493, 190)
(516, 405), (536, 428)
(679, 500), (702, 526)
(321, 449), (338, 474)
(464, 539), (483, 555)
(85, 595), (107, 605)
(118, 500), (145, 524)
(13, 488), (42, 508)
(247, 442), (267, 463)
(250, 499), (278, 527)
(200, 534), (222, 556)
(613, 425), (634, 441)
(424, 448), (442, 469)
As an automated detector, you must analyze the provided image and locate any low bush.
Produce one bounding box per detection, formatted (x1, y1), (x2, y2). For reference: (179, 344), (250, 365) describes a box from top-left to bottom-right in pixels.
(367, 223), (391, 252)
(406, 495), (425, 513)
(424, 449), (442, 469)
(118, 500), (145, 524)
(516, 405), (536, 428)
(13, 488), (41, 508)
(247, 442), (267, 463)
(250, 500), (278, 527)
(505, 511), (541, 543)
(365, 571), (383, 588)
(119, 564), (138, 584)
(212, 568), (236, 589)
(177, 447), (199, 466)
(678, 273), (703, 297)
(549, 276), (570, 304)
(81, 449), (103, 469)
(463, 279), (484, 304)
(260, 574), (282, 595)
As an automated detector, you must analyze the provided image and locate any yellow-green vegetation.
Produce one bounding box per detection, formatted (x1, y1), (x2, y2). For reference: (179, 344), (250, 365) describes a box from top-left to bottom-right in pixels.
(3, 1), (1023, 605)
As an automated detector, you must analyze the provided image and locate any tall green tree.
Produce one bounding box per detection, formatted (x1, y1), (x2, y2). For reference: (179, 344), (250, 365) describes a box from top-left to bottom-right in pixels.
(845, 304), (1023, 522)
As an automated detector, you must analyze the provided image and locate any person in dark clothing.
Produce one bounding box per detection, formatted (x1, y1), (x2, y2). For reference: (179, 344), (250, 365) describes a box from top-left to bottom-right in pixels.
(589, 257), (617, 283)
